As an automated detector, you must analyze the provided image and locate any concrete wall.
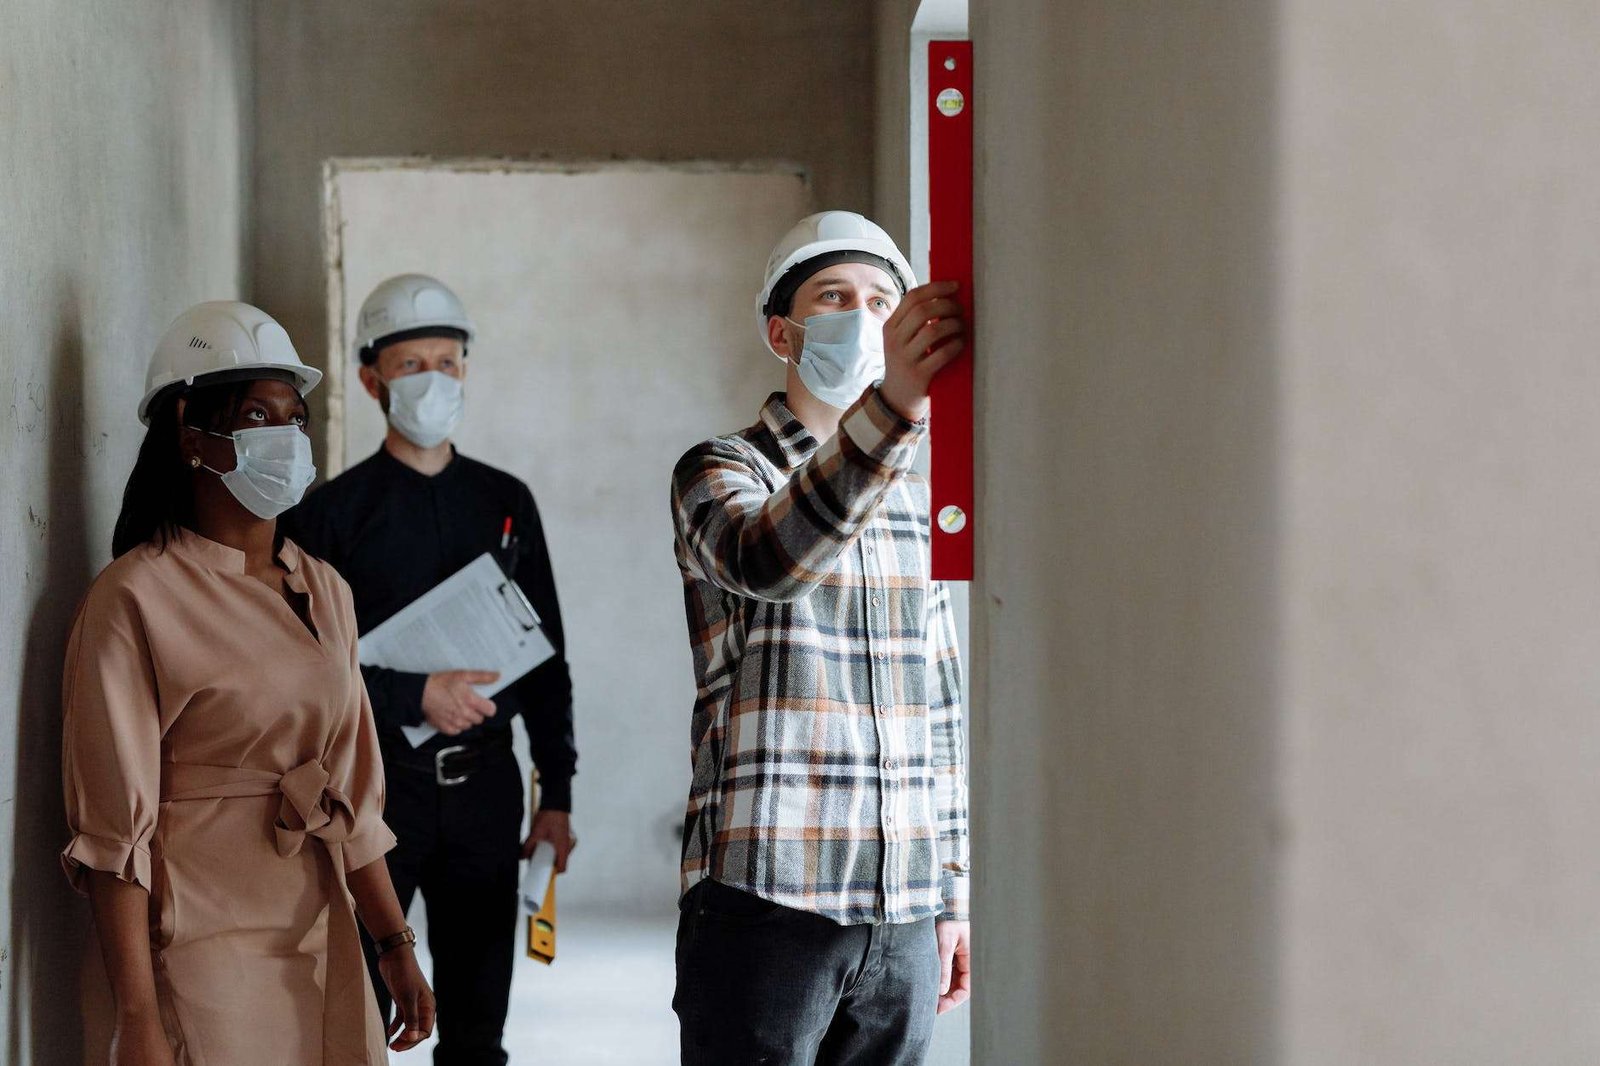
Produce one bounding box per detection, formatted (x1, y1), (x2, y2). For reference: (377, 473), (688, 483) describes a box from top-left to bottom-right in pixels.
(1279, 3), (1600, 1061)
(873, 0), (919, 254)
(251, 0), (878, 444)
(973, 0), (1600, 1062)
(0, 1), (252, 1060)
(970, 1), (1280, 1061)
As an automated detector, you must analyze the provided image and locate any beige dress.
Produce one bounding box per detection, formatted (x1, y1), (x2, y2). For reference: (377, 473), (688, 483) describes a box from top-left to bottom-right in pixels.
(61, 529), (396, 1065)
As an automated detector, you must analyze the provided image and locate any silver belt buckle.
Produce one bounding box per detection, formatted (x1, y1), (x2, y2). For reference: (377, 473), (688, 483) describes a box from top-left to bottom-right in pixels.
(434, 744), (471, 787)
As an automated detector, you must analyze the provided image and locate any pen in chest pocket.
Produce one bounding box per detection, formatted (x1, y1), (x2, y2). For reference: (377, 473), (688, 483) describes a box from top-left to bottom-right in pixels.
(498, 514), (520, 574)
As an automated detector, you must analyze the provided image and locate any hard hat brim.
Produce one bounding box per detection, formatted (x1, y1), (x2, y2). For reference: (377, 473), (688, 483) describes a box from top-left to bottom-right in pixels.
(137, 362), (323, 426)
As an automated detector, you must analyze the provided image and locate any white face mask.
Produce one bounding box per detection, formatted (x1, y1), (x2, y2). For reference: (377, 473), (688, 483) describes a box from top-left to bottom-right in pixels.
(384, 370), (464, 448)
(786, 308), (887, 410)
(201, 425), (317, 520)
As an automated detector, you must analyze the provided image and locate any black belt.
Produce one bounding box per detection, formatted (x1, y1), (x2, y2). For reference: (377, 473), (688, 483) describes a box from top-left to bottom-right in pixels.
(386, 730), (513, 788)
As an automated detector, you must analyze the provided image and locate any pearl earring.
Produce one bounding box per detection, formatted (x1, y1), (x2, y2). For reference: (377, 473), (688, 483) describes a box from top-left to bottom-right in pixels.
(189, 455), (201, 469)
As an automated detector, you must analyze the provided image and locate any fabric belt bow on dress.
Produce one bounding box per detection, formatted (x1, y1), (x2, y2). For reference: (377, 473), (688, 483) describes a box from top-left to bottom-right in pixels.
(162, 760), (374, 1065)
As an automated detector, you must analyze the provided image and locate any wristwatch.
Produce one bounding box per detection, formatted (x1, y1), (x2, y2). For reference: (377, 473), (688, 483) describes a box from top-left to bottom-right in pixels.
(374, 926), (417, 956)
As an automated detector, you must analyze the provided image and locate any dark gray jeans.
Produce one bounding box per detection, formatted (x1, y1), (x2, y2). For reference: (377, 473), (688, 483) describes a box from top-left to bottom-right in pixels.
(673, 879), (939, 1066)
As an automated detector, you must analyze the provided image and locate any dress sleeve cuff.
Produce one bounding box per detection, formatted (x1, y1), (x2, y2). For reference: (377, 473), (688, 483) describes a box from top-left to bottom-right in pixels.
(342, 820), (398, 875)
(938, 869), (970, 923)
(61, 833), (152, 895)
(839, 389), (926, 477)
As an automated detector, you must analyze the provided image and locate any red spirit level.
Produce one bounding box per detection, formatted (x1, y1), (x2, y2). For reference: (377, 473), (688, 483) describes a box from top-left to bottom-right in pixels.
(928, 39), (974, 580)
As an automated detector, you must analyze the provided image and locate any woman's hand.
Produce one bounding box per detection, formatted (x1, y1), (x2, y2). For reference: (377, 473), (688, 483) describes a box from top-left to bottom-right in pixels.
(379, 946), (435, 1051)
(110, 1013), (176, 1066)
(347, 859), (432, 1049)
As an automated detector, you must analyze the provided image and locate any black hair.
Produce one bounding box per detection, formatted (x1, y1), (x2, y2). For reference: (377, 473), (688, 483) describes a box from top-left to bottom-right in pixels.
(357, 326), (470, 366)
(110, 372), (297, 558)
(761, 251), (906, 320)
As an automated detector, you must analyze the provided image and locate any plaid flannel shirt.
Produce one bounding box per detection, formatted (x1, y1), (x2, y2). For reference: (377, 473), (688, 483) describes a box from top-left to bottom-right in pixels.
(670, 389), (970, 926)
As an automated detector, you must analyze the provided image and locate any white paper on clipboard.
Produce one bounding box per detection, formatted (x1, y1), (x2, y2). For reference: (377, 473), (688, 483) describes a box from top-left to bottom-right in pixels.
(357, 552), (556, 747)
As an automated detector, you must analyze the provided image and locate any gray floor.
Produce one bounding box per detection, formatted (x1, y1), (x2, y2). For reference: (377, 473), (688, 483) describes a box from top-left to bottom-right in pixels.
(394, 908), (970, 1065)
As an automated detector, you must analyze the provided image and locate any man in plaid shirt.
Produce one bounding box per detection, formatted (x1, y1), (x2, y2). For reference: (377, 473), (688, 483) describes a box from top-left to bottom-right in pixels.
(670, 211), (971, 1065)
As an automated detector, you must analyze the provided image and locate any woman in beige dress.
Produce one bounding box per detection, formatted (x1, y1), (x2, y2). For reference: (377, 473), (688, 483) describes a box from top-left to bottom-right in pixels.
(61, 302), (434, 1065)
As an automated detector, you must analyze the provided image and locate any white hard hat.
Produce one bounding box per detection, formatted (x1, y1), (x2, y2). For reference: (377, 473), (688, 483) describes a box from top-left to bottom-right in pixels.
(756, 211), (917, 358)
(139, 301), (321, 425)
(354, 273), (476, 359)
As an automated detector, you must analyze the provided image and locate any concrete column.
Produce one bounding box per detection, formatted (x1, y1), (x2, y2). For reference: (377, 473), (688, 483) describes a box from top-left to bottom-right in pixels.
(1280, 3), (1600, 1061)
(971, 2), (1279, 1060)
(973, 0), (1600, 1061)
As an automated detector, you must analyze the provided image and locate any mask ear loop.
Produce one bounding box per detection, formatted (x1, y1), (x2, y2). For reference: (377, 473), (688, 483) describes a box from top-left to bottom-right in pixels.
(196, 429), (241, 477)
(778, 318), (809, 364)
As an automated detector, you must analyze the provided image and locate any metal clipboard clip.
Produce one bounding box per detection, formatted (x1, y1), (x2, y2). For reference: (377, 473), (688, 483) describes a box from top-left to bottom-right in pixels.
(496, 581), (543, 635)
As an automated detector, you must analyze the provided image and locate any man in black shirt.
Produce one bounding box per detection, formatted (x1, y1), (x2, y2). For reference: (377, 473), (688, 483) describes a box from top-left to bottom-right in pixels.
(283, 273), (577, 1066)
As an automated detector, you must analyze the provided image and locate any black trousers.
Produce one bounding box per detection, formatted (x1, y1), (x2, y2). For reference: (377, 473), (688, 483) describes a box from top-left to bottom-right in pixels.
(674, 879), (940, 1066)
(364, 744), (523, 1066)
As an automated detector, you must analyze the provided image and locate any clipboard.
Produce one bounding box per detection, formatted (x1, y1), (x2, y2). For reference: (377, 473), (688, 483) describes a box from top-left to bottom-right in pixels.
(356, 552), (556, 746)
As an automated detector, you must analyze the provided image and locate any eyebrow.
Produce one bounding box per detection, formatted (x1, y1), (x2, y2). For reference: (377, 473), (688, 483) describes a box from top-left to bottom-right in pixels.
(806, 275), (899, 299)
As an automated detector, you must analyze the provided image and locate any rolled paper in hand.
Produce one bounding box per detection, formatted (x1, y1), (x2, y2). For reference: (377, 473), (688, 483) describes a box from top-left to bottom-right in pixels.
(520, 842), (556, 911)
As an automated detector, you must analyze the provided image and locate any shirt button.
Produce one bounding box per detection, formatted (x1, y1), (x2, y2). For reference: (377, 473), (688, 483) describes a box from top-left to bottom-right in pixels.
(865, 544), (875, 555)
(883, 758), (896, 771)
(871, 595), (883, 607)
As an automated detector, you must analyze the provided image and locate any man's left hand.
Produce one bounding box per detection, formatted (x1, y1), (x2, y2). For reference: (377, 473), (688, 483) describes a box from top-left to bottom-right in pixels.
(522, 809), (577, 873)
(936, 920), (971, 1015)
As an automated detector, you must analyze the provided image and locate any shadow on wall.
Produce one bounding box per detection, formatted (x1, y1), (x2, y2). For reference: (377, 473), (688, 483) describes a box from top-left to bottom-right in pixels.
(8, 279), (92, 1066)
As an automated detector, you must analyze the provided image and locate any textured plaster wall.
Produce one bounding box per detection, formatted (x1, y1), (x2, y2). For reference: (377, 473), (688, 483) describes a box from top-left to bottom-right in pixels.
(251, 0), (878, 448)
(0, 2), (251, 1060)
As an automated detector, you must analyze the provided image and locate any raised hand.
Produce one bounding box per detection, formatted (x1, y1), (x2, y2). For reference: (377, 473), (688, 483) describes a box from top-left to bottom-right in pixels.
(878, 280), (966, 422)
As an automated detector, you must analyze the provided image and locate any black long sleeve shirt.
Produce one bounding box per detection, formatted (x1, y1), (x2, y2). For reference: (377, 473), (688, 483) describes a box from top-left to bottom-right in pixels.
(281, 446), (576, 811)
